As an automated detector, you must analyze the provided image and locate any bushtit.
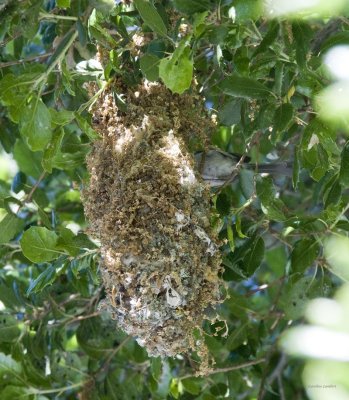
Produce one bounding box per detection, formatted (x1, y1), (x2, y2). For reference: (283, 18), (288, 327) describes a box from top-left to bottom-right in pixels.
(195, 148), (292, 187)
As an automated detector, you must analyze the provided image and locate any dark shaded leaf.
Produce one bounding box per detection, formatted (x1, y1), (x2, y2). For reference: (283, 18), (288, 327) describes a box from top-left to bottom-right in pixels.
(0, 314), (21, 342)
(218, 75), (273, 99)
(339, 142), (349, 187)
(243, 236), (265, 275)
(219, 99), (242, 126)
(140, 53), (160, 81)
(273, 103), (294, 132)
(26, 265), (56, 295)
(11, 172), (26, 193)
(13, 139), (43, 179)
(291, 237), (320, 273)
(0, 213), (24, 244)
(42, 128), (65, 173)
(151, 357), (162, 382)
(172, 0), (211, 15)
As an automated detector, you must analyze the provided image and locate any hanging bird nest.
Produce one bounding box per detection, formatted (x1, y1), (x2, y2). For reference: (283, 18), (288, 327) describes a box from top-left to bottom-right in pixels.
(82, 78), (223, 358)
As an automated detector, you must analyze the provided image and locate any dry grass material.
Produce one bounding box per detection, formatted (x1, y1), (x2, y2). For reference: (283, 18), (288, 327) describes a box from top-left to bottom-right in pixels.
(82, 79), (223, 358)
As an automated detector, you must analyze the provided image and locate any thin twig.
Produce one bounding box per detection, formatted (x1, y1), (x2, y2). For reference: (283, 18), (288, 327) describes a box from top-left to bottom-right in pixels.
(257, 277), (287, 400)
(95, 336), (131, 379)
(278, 373), (286, 400)
(25, 171), (47, 203)
(0, 32), (21, 47)
(179, 358), (266, 380)
(216, 131), (262, 194)
(245, 276), (286, 297)
(0, 52), (53, 68)
(260, 352), (287, 400)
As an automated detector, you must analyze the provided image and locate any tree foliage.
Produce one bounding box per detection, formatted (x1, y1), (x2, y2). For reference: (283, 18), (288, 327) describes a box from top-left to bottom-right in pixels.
(1, 0), (349, 399)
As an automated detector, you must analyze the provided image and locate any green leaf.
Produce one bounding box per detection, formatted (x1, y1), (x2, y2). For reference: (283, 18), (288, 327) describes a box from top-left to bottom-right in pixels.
(20, 227), (59, 263)
(280, 277), (317, 320)
(49, 109), (74, 126)
(140, 53), (160, 81)
(0, 180), (10, 205)
(256, 176), (286, 221)
(223, 255), (248, 280)
(324, 178), (342, 208)
(42, 128), (65, 173)
(211, 383), (228, 396)
(239, 169), (254, 199)
(234, 0), (263, 21)
(151, 357), (162, 382)
(293, 145), (300, 189)
(13, 139), (43, 179)
(253, 21), (279, 56)
(235, 216), (247, 238)
(320, 31), (349, 54)
(57, 0), (70, 7)
(172, 0), (211, 14)
(134, 0), (167, 37)
(75, 113), (100, 141)
(339, 143), (349, 187)
(325, 235), (349, 282)
(26, 265), (57, 295)
(273, 103), (294, 132)
(47, 30), (77, 70)
(291, 237), (320, 273)
(181, 378), (201, 395)
(11, 172), (26, 194)
(256, 175), (276, 204)
(0, 353), (22, 380)
(170, 378), (179, 399)
(243, 236), (265, 275)
(227, 222), (235, 252)
(0, 213), (25, 244)
(159, 41), (193, 94)
(0, 73), (38, 107)
(19, 96), (52, 151)
(56, 228), (96, 257)
(217, 75), (273, 99)
(90, 0), (115, 14)
(1, 386), (30, 400)
(77, 18), (88, 47)
(0, 314), (21, 342)
(37, 205), (52, 229)
(219, 99), (242, 126)
(88, 10), (118, 48)
(225, 323), (248, 351)
(292, 22), (312, 68)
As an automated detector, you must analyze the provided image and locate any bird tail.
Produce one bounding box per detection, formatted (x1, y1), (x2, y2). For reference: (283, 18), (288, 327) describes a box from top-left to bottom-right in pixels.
(247, 161), (293, 177)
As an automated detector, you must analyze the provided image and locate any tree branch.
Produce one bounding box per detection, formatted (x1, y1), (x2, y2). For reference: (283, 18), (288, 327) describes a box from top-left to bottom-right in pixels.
(180, 358), (266, 380)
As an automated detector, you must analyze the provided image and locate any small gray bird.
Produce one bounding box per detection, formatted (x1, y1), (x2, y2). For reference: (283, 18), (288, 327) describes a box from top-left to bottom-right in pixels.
(195, 148), (292, 187)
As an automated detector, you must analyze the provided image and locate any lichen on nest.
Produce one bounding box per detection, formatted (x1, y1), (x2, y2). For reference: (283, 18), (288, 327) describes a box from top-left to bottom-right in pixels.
(82, 80), (223, 358)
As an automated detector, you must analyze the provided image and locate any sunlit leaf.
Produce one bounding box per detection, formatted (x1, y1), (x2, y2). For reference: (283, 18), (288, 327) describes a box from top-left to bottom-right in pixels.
(325, 235), (349, 282)
(159, 40), (193, 94)
(20, 227), (59, 263)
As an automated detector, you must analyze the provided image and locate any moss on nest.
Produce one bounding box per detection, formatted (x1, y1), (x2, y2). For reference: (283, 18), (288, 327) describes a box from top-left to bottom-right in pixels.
(82, 80), (223, 357)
